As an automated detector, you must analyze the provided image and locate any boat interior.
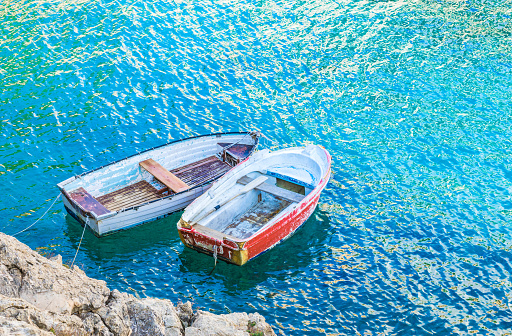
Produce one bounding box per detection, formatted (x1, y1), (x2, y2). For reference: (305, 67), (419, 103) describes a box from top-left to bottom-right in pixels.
(195, 170), (315, 240)
(66, 142), (255, 215)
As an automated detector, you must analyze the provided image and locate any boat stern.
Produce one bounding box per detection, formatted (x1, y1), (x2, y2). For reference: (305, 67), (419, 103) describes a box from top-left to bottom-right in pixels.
(177, 219), (249, 266)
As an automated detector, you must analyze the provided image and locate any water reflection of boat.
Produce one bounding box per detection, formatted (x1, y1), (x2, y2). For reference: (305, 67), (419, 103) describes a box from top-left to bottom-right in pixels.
(58, 132), (260, 237)
(178, 145), (331, 266)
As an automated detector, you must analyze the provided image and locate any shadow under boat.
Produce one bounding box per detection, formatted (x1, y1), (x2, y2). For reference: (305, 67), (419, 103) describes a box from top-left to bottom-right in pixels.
(63, 205), (332, 293)
(63, 211), (184, 263)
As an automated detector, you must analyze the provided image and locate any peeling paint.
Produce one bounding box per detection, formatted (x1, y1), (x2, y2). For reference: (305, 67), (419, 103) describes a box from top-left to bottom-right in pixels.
(178, 145), (331, 266)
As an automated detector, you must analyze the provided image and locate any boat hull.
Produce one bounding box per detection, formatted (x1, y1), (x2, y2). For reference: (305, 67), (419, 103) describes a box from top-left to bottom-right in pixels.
(63, 183), (212, 237)
(177, 167), (330, 266)
(58, 132), (259, 237)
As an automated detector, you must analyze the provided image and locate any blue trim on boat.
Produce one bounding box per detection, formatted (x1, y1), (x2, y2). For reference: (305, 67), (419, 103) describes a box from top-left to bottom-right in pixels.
(266, 170), (316, 189)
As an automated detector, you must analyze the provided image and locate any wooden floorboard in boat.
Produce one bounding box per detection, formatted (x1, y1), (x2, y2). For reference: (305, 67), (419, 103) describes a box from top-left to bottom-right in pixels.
(221, 197), (291, 240)
(95, 156), (232, 212)
(96, 180), (162, 212)
(170, 156), (231, 188)
(177, 162), (230, 186)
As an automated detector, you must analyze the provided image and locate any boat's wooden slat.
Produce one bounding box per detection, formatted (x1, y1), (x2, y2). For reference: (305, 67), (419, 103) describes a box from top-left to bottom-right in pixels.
(98, 186), (158, 204)
(99, 193), (160, 210)
(97, 181), (157, 201)
(178, 161), (230, 186)
(221, 196), (291, 240)
(172, 156), (231, 188)
(170, 156), (219, 176)
(104, 193), (161, 209)
(98, 194), (156, 207)
(140, 158), (190, 193)
(97, 180), (162, 211)
(99, 187), (158, 203)
(188, 169), (230, 187)
(193, 166), (231, 186)
(237, 176), (305, 203)
(183, 169), (228, 189)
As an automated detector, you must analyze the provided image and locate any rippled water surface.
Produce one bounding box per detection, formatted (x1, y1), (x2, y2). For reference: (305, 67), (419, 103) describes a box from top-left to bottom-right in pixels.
(2, 0), (512, 334)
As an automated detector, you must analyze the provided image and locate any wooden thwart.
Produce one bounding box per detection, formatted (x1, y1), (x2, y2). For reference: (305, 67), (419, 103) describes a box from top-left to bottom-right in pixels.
(68, 187), (111, 216)
(237, 176), (305, 203)
(140, 158), (190, 193)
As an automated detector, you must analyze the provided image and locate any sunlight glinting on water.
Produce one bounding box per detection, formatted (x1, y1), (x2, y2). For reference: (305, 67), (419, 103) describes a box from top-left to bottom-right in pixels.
(1, 0), (512, 334)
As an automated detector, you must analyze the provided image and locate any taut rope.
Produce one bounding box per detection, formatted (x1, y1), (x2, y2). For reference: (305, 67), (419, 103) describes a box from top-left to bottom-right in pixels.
(13, 193), (61, 237)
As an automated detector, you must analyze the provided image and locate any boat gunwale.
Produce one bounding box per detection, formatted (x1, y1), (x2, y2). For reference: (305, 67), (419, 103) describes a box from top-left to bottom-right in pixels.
(58, 131), (258, 187)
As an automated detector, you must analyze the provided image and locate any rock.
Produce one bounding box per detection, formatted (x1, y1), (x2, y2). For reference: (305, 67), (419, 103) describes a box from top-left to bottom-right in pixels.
(0, 233), (110, 315)
(80, 311), (113, 336)
(127, 298), (183, 336)
(95, 289), (132, 336)
(0, 316), (53, 336)
(0, 233), (276, 336)
(176, 302), (194, 327)
(186, 311), (276, 336)
(48, 254), (62, 265)
(0, 293), (87, 335)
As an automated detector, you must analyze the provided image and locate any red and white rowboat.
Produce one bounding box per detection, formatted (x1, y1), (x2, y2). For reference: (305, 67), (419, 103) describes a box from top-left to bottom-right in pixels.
(177, 145), (331, 266)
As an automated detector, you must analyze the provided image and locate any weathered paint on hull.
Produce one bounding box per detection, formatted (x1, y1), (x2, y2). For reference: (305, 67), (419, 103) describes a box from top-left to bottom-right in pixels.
(63, 183), (212, 237)
(58, 132), (259, 237)
(177, 169), (330, 266)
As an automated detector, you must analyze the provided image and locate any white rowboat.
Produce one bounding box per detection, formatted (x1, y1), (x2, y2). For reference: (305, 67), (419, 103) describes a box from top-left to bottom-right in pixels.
(58, 132), (260, 236)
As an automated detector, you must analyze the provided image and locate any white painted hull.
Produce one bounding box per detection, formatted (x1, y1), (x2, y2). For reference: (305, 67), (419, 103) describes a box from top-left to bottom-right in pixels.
(62, 183), (211, 236)
(58, 132), (259, 236)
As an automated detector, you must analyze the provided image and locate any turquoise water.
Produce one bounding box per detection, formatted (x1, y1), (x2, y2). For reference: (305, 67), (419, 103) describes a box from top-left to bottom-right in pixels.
(2, 0), (512, 334)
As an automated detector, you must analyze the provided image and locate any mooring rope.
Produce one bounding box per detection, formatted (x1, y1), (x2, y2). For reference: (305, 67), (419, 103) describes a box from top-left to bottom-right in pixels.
(13, 193), (61, 237)
(208, 244), (219, 275)
(70, 216), (88, 269)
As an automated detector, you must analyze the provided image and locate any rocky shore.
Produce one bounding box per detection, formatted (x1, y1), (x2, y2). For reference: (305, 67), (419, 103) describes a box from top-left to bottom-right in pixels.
(0, 233), (276, 336)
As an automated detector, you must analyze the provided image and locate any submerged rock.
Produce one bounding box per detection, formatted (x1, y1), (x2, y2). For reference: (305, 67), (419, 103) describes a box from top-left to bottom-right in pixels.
(0, 233), (276, 336)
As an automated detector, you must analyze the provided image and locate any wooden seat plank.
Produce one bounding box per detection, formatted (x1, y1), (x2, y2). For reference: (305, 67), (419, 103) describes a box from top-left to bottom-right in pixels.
(237, 176), (305, 203)
(218, 143), (255, 159)
(140, 159), (190, 193)
(69, 187), (111, 216)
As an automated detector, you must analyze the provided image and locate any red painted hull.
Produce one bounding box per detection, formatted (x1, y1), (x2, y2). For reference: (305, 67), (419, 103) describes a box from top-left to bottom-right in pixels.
(178, 164), (330, 266)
